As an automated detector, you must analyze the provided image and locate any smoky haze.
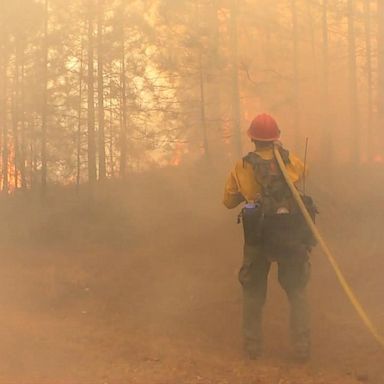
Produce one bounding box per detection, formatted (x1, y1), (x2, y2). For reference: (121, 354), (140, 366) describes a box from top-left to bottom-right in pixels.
(0, 0), (383, 383)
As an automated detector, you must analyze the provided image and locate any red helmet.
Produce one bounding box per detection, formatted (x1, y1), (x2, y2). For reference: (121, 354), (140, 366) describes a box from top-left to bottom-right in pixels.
(247, 113), (280, 141)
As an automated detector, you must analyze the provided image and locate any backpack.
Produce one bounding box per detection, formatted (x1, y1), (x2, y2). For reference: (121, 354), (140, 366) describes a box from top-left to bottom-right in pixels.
(241, 148), (317, 252)
(243, 148), (294, 216)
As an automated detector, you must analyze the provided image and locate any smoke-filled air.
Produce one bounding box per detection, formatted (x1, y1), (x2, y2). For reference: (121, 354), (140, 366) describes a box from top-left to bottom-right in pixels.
(0, 0), (383, 383)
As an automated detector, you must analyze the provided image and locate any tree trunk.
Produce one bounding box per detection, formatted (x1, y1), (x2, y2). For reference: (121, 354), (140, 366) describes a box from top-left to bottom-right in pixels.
(41, 0), (48, 195)
(97, 0), (106, 181)
(206, 0), (222, 158)
(348, 0), (360, 163)
(76, 41), (84, 193)
(290, 0), (300, 150)
(198, 52), (209, 159)
(12, 37), (21, 190)
(364, 0), (373, 157)
(119, 26), (127, 178)
(11, 94), (19, 190)
(29, 121), (35, 188)
(109, 77), (114, 177)
(0, 4), (8, 193)
(321, 0), (332, 165)
(230, 0), (242, 156)
(306, 1), (317, 77)
(377, 0), (384, 120)
(87, 0), (97, 186)
(20, 47), (26, 189)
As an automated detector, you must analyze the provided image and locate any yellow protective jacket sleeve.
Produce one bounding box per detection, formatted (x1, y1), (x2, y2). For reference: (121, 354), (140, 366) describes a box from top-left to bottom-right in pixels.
(223, 147), (305, 209)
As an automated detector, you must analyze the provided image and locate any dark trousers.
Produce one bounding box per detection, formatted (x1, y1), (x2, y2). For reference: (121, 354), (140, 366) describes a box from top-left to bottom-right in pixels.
(239, 244), (311, 353)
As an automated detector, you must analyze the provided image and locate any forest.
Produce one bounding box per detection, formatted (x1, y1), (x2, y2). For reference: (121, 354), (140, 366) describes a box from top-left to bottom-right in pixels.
(0, 1), (384, 383)
(1, 0), (383, 194)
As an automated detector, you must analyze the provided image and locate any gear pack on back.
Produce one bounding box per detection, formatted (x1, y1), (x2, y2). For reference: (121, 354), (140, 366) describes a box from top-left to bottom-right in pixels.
(243, 148), (293, 216)
(240, 147), (317, 254)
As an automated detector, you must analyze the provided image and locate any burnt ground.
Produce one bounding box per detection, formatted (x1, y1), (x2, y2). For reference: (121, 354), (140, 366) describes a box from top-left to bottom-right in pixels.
(0, 167), (382, 383)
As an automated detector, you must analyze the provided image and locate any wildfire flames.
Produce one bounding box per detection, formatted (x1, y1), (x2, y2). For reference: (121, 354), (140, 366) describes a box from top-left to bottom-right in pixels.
(1, 143), (19, 193)
(170, 143), (186, 167)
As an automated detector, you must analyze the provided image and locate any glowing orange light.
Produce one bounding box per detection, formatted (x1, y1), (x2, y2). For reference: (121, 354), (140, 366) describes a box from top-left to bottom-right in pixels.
(170, 143), (186, 166)
(2, 143), (17, 193)
(373, 154), (383, 164)
(10, 158), (19, 192)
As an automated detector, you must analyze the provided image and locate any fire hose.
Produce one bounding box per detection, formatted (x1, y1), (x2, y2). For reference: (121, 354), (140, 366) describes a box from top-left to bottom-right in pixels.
(273, 144), (384, 349)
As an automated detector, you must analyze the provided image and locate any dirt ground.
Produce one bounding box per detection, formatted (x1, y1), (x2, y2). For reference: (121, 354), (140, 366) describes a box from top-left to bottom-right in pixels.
(0, 170), (383, 383)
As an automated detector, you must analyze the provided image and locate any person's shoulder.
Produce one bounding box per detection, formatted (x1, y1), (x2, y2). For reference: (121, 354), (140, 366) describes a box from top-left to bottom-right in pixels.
(275, 143), (304, 169)
(232, 155), (254, 172)
(276, 144), (301, 163)
(286, 151), (305, 174)
(288, 151), (303, 164)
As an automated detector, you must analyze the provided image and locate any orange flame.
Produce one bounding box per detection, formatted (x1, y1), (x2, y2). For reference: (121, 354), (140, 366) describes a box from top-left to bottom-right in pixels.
(170, 143), (187, 166)
(1, 142), (18, 193)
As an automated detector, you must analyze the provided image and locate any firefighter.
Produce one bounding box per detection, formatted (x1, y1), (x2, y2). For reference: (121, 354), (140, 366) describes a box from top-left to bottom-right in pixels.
(223, 113), (312, 361)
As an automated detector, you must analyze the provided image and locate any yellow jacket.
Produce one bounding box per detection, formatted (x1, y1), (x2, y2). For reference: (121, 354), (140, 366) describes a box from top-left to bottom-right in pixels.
(223, 146), (305, 209)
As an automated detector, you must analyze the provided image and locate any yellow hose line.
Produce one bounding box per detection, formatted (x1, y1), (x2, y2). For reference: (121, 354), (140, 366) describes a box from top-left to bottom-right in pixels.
(274, 144), (384, 349)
